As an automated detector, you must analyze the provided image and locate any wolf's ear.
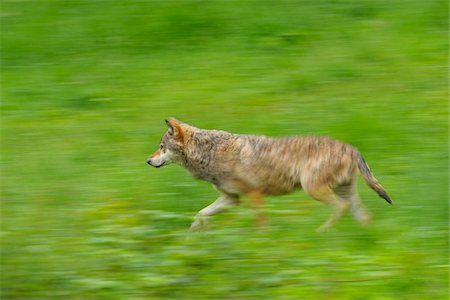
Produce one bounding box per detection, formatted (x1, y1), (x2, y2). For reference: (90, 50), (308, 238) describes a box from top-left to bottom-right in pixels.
(165, 119), (174, 135)
(165, 118), (185, 143)
(165, 118), (179, 135)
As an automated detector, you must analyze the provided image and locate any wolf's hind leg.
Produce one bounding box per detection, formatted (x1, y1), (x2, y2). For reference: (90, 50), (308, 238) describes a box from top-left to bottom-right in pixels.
(335, 183), (372, 225)
(190, 194), (239, 230)
(306, 185), (349, 231)
(349, 197), (373, 225)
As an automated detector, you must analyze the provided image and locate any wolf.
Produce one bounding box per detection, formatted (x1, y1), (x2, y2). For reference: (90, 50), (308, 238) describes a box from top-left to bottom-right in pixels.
(147, 118), (392, 231)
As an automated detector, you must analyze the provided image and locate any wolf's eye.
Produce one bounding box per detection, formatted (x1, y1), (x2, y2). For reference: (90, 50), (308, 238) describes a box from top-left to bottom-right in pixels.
(160, 144), (164, 150)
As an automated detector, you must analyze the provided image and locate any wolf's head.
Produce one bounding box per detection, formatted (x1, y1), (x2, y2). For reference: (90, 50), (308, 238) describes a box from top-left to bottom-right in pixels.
(147, 118), (187, 168)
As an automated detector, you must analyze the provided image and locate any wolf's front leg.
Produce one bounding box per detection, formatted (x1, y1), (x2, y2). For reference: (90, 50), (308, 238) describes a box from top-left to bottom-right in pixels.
(247, 191), (269, 227)
(190, 194), (239, 230)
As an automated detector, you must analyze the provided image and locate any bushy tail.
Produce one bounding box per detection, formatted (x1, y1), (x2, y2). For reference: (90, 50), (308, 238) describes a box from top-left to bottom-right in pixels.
(356, 153), (392, 204)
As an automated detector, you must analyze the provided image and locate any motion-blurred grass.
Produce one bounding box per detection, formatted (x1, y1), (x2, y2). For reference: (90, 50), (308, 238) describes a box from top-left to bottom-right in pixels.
(1, 1), (448, 299)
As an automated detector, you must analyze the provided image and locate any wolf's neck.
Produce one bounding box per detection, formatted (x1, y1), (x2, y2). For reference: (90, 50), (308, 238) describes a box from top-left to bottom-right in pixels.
(180, 129), (234, 181)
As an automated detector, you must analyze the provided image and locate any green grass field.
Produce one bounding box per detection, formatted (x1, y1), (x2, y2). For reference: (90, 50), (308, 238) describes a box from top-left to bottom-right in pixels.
(1, 1), (448, 299)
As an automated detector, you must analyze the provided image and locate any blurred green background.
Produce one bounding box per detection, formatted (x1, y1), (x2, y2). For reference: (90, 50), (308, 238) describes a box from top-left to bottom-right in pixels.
(1, 0), (448, 299)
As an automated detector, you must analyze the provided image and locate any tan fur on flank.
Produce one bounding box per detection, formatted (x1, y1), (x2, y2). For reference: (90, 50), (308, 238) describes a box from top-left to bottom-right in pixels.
(147, 118), (392, 231)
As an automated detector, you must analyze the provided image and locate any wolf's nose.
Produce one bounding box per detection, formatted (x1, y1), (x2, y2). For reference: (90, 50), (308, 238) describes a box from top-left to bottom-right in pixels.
(147, 160), (152, 166)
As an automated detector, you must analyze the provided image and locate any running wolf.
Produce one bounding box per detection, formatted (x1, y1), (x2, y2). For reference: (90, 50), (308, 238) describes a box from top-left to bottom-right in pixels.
(147, 118), (392, 231)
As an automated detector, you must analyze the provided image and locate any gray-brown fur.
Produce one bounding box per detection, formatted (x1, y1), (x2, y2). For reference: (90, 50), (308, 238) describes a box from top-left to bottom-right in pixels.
(147, 118), (392, 231)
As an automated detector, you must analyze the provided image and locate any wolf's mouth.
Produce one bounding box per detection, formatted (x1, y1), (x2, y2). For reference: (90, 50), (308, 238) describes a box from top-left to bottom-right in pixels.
(154, 161), (166, 168)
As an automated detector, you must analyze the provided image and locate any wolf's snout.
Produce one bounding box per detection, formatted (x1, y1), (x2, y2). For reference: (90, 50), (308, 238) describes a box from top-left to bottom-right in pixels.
(147, 159), (165, 168)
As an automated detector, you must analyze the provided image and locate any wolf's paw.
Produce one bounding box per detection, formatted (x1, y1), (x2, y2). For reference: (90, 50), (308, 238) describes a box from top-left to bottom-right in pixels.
(189, 215), (209, 231)
(316, 224), (333, 233)
(357, 212), (373, 226)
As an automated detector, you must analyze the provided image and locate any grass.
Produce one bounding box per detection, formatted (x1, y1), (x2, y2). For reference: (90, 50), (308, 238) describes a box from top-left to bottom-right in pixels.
(1, 0), (448, 299)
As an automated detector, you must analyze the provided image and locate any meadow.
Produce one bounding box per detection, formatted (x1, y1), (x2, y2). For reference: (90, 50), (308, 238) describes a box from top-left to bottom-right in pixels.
(1, 0), (448, 299)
